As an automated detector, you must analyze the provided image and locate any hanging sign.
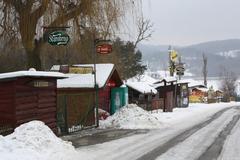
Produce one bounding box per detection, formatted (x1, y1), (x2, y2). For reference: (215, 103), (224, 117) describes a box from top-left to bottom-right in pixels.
(28, 80), (54, 88)
(170, 50), (178, 62)
(96, 44), (112, 54)
(48, 31), (70, 46)
(69, 67), (93, 74)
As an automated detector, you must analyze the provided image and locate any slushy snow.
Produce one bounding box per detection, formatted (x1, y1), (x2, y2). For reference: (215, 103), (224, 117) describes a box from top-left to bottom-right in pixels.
(0, 121), (78, 160)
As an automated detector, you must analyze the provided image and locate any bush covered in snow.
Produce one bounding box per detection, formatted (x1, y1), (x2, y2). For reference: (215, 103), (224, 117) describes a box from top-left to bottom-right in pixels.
(99, 104), (163, 129)
(0, 121), (78, 160)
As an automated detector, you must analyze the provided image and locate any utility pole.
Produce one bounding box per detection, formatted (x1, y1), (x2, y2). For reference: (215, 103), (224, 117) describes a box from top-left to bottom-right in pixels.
(178, 56), (182, 80)
(168, 45), (174, 77)
(93, 38), (99, 128)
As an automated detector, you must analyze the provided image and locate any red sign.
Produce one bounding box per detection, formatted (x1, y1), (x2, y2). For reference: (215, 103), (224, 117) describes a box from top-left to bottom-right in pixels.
(96, 44), (112, 54)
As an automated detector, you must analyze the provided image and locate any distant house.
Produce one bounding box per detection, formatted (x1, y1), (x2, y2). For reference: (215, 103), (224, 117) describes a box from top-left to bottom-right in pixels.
(184, 79), (207, 103)
(51, 63), (123, 134)
(127, 75), (189, 112)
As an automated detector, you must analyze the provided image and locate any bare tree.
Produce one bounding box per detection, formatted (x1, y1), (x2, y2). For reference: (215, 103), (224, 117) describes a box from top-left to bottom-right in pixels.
(202, 53), (208, 87)
(134, 17), (153, 49)
(0, 0), (138, 70)
(220, 67), (237, 102)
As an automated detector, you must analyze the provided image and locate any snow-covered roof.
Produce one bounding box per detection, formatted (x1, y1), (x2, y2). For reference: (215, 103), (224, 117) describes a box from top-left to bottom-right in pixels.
(177, 79), (190, 84)
(57, 64), (116, 88)
(126, 81), (157, 94)
(127, 75), (158, 85)
(163, 77), (177, 83)
(0, 71), (66, 80)
(154, 77), (177, 84)
(184, 79), (205, 88)
(194, 87), (209, 92)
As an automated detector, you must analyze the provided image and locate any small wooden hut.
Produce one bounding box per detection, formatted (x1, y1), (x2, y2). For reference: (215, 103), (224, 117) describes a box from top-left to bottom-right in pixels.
(126, 81), (157, 111)
(153, 77), (177, 112)
(0, 70), (65, 135)
(52, 63), (122, 134)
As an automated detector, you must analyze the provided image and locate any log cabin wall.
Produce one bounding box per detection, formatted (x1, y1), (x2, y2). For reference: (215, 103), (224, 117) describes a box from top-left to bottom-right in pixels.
(0, 77), (58, 135)
(15, 77), (58, 133)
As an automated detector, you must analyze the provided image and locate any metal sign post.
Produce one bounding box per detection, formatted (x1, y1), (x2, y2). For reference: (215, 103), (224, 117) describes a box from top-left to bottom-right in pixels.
(92, 38), (112, 127)
(168, 46), (175, 77)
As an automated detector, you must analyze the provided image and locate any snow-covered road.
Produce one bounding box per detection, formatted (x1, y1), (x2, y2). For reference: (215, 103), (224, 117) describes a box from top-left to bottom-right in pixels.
(77, 105), (240, 160)
(2, 103), (240, 160)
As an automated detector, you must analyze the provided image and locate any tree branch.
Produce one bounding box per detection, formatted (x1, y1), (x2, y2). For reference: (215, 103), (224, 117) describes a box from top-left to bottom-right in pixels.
(134, 18), (153, 49)
(49, 1), (88, 27)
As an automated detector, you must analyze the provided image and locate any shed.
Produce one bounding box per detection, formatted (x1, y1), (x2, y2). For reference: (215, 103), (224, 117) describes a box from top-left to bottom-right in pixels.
(126, 81), (157, 111)
(153, 77), (177, 112)
(0, 70), (66, 135)
(53, 63), (123, 134)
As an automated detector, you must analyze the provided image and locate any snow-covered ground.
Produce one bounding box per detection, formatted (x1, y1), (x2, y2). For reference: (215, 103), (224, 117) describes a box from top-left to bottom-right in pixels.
(100, 104), (163, 129)
(100, 103), (239, 130)
(0, 121), (79, 160)
(1, 102), (240, 160)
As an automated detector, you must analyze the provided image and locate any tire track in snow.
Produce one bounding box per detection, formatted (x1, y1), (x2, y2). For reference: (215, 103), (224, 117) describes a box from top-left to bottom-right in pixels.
(155, 108), (239, 160)
(197, 115), (240, 160)
(137, 107), (238, 160)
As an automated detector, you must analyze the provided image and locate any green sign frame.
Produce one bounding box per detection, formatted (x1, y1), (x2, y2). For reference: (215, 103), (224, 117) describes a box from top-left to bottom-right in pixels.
(48, 31), (70, 46)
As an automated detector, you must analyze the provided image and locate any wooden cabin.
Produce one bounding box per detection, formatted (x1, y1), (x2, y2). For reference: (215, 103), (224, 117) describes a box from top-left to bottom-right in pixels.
(52, 63), (122, 134)
(126, 81), (157, 111)
(153, 77), (177, 112)
(0, 70), (65, 135)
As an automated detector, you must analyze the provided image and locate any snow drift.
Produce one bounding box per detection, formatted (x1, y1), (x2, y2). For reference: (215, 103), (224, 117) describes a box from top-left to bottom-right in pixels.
(99, 104), (163, 129)
(0, 121), (78, 160)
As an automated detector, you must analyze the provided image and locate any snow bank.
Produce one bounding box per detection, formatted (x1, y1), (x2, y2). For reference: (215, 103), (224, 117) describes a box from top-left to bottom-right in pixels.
(0, 121), (78, 160)
(100, 102), (240, 130)
(99, 104), (164, 129)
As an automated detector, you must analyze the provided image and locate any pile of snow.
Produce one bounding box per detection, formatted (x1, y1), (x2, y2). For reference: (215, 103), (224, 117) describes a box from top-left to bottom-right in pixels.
(99, 104), (164, 129)
(100, 102), (240, 130)
(0, 121), (78, 160)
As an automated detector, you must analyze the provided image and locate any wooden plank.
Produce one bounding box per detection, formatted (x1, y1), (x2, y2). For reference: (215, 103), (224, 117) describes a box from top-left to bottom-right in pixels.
(38, 91), (56, 97)
(37, 113), (55, 119)
(16, 103), (37, 111)
(0, 105), (14, 113)
(38, 97), (56, 103)
(0, 114), (14, 121)
(16, 113), (37, 121)
(15, 92), (37, 98)
(38, 102), (56, 108)
(38, 107), (56, 114)
(16, 108), (37, 116)
(15, 96), (38, 104)
(0, 93), (14, 99)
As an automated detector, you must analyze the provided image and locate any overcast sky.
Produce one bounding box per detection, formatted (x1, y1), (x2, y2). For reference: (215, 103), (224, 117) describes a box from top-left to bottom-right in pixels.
(141, 0), (240, 46)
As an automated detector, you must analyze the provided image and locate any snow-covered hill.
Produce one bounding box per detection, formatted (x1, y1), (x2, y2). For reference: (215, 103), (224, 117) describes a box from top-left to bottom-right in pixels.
(139, 39), (240, 76)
